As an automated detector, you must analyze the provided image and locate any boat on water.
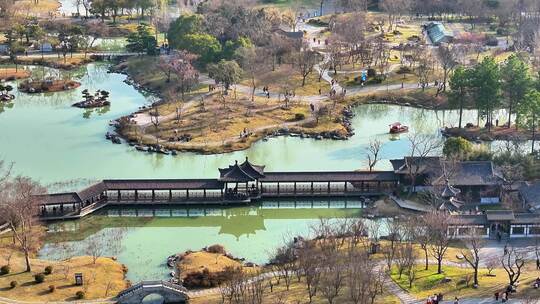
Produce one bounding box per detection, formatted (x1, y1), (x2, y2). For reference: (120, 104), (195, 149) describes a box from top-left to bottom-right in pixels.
(389, 122), (409, 134)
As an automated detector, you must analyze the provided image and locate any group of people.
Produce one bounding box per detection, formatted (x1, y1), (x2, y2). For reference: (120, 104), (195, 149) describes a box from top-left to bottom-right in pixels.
(262, 86), (271, 98)
(239, 127), (251, 139)
(494, 290), (511, 302)
(425, 293), (444, 304)
(534, 277), (540, 289)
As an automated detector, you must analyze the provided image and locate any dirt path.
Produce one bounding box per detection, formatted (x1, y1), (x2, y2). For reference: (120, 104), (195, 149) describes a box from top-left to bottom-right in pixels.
(127, 19), (420, 149)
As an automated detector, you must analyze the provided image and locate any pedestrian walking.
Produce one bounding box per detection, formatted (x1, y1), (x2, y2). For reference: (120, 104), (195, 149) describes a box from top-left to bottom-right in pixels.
(453, 296), (459, 304)
(495, 291), (499, 301)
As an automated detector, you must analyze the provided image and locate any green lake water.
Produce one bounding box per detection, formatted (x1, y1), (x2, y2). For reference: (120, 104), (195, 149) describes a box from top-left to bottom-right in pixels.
(40, 202), (364, 281)
(0, 63), (483, 187)
(0, 62), (489, 282)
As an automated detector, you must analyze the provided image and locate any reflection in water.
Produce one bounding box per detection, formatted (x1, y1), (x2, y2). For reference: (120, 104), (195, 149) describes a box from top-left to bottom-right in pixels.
(142, 294), (164, 304)
(0, 102), (14, 115)
(40, 200), (366, 281)
(82, 105), (111, 119)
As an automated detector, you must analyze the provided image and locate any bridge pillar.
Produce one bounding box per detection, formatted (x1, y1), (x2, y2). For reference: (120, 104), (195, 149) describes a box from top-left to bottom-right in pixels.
(169, 189), (172, 201)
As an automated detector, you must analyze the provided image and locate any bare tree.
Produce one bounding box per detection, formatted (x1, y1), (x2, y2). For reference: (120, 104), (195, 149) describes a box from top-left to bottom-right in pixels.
(85, 234), (104, 264)
(424, 211), (453, 274)
(236, 46), (269, 102)
(80, 20), (109, 59)
(406, 133), (442, 195)
(269, 243), (296, 291)
(395, 242), (416, 280)
(294, 46), (320, 87)
(412, 216), (431, 270)
(379, 0), (410, 32)
(485, 257), (498, 276)
(150, 108), (160, 145)
(383, 219), (404, 271)
(437, 45), (459, 94)
(460, 228), (486, 286)
(297, 241), (322, 304)
(319, 254), (345, 304)
(346, 250), (384, 304)
(366, 139), (382, 171)
(415, 50), (435, 92)
(0, 176), (45, 272)
(501, 246), (526, 287)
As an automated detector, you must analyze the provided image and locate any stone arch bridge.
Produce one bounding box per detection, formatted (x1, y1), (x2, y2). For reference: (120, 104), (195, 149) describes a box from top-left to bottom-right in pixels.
(116, 281), (189, 304)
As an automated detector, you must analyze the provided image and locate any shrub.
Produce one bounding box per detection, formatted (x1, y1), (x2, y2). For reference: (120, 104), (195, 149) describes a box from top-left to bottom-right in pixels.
(183, 266), (242, 288)
(1, 265), (10, 275)
(207, 244), (226, 254)
(485, 35), (498, 46)
(76, 291), (85, 299)
(34, 273), (45, 283)
(294, 113), (305, 121)
(10, 281), (17, 289)
(48, 285), (56, 293)
(496, 28), (509, 36)
(443, 136), (472, 158)
(44, 265), (53, 275)
(366, 75), (385, 85)
(396, 66), (412, 74)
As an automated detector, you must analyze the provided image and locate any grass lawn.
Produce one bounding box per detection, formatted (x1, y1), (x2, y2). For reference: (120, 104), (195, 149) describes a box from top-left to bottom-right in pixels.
(241, 64), (331, 97)
(0, 68), (31, 81)
(0, 249), (127, 301)
(12, 0), (60, 16)
(177, 250), (261, 282)
(191, 274), (401, 304)
(391, 264), (540, 300)
(121, 56), (208, 99)
(384, 23), (423, 44)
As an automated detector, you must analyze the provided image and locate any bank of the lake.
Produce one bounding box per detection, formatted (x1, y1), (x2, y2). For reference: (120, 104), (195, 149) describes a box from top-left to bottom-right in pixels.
(39, 202), (365, 282)
(0, 62), (491, 187)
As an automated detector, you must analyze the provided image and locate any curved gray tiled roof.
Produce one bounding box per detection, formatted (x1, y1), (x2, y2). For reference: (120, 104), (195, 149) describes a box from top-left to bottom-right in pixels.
(218, 158), (265, 182)
(390, 157), (503, 186)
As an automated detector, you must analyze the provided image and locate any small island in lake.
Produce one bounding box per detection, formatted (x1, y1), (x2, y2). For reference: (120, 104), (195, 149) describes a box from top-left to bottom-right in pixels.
(0, 84), (15, 102)
(72, 89), (111, 108)
(18, 78), (81, 93)
(170, 245), (258, 288)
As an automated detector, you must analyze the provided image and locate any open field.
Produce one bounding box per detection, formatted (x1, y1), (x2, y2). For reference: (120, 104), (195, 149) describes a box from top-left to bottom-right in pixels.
(391, 264), (540, 300)
(0, 248), (127, 302)
(12, 0), (61, 16)
(0, 68), (31, 81)
(190, 276), (401, 304)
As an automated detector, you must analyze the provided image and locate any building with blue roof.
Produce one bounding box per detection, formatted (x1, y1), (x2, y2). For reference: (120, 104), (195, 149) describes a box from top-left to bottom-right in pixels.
(424, 22), (454, 45)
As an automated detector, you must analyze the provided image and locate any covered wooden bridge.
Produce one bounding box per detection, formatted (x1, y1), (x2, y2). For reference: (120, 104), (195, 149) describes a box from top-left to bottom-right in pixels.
(39, 158), (398, 220)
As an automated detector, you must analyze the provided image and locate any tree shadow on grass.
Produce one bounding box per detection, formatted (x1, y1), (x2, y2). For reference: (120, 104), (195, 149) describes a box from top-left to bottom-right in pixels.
(21, 281), (39, 287)
(56, 283), (76, 290)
